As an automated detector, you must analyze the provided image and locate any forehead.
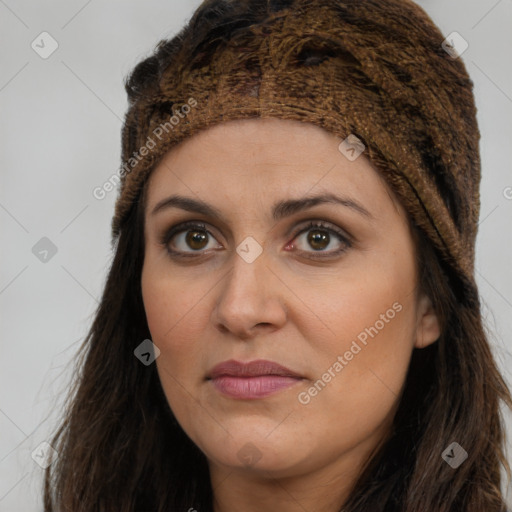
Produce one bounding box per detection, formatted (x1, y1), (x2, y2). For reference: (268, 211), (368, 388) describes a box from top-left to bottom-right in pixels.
(144, 118), (404, 221)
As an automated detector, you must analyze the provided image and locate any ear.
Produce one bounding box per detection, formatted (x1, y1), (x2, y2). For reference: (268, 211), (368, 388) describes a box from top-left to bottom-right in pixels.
(414, 293), (441, 349)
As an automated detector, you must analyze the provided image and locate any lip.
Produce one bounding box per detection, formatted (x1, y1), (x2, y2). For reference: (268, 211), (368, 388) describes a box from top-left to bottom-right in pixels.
(207, 359), (303, 399)
(208, 359), (302, 379)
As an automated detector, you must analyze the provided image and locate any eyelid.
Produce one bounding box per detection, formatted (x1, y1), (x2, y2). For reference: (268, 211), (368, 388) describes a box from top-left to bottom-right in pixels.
(288, 220), (352, 257)
(289, 219), (352, 243)
(159, 220), (220, 249)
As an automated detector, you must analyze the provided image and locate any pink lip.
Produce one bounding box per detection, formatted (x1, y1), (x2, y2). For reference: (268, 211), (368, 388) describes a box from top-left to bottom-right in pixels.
(207, 359), (303, 399)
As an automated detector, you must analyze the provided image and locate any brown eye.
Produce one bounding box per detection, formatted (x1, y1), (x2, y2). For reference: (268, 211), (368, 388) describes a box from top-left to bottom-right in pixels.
(290, 221), (352, 258)
(185, 230), (209, 250)
(307, 229), (330, 251)
(160, 221), (222, 257)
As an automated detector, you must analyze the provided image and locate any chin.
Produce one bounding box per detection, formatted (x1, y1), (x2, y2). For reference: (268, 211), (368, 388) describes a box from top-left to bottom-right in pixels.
(197, 427), (311, 475)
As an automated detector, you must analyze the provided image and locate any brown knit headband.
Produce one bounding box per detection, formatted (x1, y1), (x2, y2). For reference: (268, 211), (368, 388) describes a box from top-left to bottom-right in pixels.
(112, 0), (481, 306)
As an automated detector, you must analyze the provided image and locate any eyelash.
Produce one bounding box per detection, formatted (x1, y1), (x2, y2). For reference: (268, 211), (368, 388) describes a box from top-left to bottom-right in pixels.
(159, 220), (352, 260)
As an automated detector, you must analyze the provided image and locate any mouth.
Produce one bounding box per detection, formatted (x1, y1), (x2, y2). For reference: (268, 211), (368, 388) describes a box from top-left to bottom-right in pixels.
(206, 359), (304, 399)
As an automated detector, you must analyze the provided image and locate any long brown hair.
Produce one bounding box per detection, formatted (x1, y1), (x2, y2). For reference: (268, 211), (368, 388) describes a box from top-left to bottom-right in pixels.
(44, 1), (512, 510)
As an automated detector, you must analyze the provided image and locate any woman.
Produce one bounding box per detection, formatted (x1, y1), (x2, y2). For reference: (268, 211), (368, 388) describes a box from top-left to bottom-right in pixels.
(44, 0), (512, 510)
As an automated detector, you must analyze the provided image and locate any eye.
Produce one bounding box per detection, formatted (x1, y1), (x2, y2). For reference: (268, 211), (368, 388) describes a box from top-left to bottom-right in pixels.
(288, 221), (352, 259)
(159, 219), (352, 260)
(160, 221), (222, 258)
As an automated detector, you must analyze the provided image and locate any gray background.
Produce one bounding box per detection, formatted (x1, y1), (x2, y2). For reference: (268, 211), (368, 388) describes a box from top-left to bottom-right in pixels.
(1, 0), (511, 509)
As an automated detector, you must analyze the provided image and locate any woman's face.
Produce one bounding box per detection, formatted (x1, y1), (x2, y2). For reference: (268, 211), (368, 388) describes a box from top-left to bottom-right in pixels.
(141, 118), (440, 484)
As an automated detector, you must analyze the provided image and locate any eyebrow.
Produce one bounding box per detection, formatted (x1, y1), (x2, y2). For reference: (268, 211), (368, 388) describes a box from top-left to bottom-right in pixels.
(151, 192), (374, 222)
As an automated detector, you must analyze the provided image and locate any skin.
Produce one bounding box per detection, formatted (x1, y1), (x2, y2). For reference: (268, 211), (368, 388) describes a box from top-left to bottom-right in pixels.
(141, 117), (441, 512)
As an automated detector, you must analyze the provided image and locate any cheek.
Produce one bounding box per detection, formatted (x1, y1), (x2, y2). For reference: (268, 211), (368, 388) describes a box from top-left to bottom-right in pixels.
(295, 247), (417, 362)
(294, 260), (417, 442)
(141, 265), (209, 372)
(141, 267), (213, 429)
(299, 288), (415, 396)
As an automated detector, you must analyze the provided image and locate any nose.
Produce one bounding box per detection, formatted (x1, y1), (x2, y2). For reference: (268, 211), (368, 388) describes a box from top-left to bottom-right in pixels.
(211, 249), (287, 340)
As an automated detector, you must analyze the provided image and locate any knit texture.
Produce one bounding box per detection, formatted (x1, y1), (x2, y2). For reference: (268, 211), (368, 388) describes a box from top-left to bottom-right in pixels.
(112, 0), (481, 305)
